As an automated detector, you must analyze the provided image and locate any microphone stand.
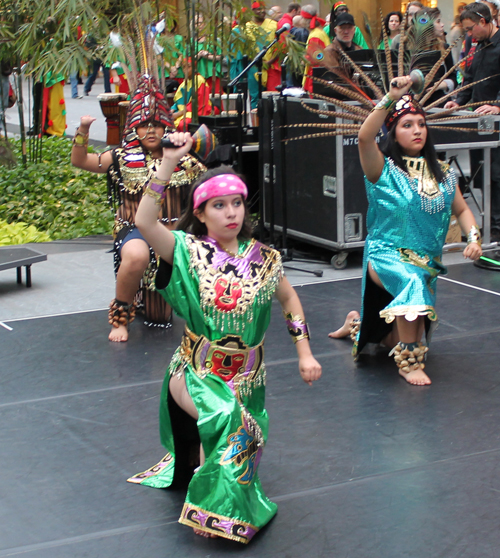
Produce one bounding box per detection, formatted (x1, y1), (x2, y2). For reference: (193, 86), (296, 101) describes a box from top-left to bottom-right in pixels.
(228, 32), (284, 242)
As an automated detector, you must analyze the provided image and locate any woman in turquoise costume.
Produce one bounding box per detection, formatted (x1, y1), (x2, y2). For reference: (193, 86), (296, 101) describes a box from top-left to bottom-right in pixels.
(330, 76), (482, 386)
(128, 132), (322, 543)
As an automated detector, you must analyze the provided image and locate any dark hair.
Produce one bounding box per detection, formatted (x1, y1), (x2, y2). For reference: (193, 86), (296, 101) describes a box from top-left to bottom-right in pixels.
(176, 165), (253, 238)
(412, 8), (445, 51)
(406, 1), (424, 12)
(461, 2), (492, 22)
(328, 3), (349, 39)
(380, 122), (444, 183)
(288, 2), (301, 13)
(379, 11), (402, 42)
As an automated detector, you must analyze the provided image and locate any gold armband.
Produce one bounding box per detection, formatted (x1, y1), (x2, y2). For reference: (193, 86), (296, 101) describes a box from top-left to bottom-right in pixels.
(72, 129), (89, 147)
(374, 94), (397, 112)
(467, 224), (482, 246)
(283, 311), (310, 344)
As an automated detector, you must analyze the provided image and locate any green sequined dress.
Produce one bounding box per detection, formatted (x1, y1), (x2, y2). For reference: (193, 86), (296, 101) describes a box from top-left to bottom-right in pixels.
(354, 156), (457, 356)
(128, 230), (283, 543)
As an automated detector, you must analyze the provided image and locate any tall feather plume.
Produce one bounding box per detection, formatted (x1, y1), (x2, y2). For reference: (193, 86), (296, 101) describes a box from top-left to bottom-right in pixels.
(311, 75), (375, 108)
(147, 31), (160, 84)
(284, 130), (359, 143)
(415, 36), (462, 101)
(429, 114), (494, 123)
(379, 9), (394, 87)
(126, 35), (138, 91)
(425, 74), (499, 110)
(289, 10), (500, 145)
(428, 125), (483, 133)
(363, 12), (388, 93)
(419, 45), (476, 106)
(336, 48), (384, 99)
(300, 101), (368, 122)
(284, 123), (361, 131)
(135, 20), (147, 75)
(405, 11), (437, 59)
(308, 91), (371, 117)
(426, 100), (499, 119)
(397, 11), (408, 77)
(305, 44), (375, 105)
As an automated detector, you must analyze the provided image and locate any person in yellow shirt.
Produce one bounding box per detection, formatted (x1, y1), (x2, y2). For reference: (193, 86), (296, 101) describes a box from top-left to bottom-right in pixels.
(246, 1), (278, 97)
(301, 4), (331, 92)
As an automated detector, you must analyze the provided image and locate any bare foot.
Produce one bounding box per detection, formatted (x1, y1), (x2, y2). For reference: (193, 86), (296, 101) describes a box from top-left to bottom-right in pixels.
(328, 310), (360, 339)
(193, 527), (219, 538)
(399, 365), (431, 386)
(109, 324), (129, 342)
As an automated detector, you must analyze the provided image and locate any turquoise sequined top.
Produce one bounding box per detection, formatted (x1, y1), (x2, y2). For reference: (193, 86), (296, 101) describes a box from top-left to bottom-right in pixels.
(359, 156), (456, 330)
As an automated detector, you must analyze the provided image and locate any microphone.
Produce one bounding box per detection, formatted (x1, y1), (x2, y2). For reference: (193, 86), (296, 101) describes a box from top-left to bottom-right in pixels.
(275, 23), (291, 37)
(160, 124), (217, 162)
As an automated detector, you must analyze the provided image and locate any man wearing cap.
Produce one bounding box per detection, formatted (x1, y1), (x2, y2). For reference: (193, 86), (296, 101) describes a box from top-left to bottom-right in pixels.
(324, 1), (368, 50)
(325, 12), (362, 67)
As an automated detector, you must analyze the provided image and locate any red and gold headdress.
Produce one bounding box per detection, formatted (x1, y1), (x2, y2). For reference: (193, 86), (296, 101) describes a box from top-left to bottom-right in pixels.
(124, 75), (174, 134)
(385, 94), (426, 131)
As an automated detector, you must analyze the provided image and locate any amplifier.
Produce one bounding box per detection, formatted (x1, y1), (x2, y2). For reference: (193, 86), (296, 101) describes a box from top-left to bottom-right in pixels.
(262, 95), (368, 264)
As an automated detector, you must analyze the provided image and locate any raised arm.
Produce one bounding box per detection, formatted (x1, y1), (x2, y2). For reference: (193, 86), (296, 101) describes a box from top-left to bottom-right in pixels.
(274, 276), (322, 386)
(71, 116), (113, 173)
(358, 76), (412, 183)
(135, 132), (193, 265)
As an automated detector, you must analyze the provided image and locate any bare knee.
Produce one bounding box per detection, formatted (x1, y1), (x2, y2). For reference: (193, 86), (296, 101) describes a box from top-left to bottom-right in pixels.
(169, 374), (198, 420)
(120, 240), (150, 274)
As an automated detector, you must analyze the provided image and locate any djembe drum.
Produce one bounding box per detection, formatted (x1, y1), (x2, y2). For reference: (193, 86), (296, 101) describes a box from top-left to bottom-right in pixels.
(97, 93), (128, 145)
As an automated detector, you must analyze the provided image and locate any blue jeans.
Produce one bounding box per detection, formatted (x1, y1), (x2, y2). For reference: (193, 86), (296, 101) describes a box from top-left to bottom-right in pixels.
(70, 72), (79, 98)
(84, 60), (111, 94)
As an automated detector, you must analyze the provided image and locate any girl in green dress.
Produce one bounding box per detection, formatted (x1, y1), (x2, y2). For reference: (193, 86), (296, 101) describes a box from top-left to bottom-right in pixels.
(129, 132), (322, 543)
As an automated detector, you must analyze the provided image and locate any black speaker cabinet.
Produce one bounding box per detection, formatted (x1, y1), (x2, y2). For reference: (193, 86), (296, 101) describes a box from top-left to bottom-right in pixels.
(262, 95), (368, 252)
(260, 96), (500, 251)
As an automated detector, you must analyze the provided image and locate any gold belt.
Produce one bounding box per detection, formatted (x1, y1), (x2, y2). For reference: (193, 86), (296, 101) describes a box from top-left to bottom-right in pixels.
(179, 326), (265, 389)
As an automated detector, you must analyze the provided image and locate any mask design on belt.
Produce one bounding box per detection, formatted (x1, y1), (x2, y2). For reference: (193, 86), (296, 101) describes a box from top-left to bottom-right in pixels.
(209, 349), (246, 381)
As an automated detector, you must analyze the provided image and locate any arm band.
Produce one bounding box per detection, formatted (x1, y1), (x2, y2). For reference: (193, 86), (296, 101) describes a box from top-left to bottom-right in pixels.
(283, 311), (310, 343)
(467, 224), (482, 246)
(374, 94), (397, 111)
(144, 177), (169, 205)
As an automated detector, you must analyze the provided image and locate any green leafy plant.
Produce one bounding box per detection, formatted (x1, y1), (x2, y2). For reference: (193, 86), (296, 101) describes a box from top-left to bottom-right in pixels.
(0, 136), (113, 241)
(0, 219), (51, 246)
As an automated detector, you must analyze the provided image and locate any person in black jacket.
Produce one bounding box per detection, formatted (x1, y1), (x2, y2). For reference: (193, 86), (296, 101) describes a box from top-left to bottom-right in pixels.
(445, 2), (500, 241)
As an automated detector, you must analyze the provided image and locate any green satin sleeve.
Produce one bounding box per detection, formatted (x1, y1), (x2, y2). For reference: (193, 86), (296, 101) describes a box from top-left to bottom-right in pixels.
(354, 27), (368, 49)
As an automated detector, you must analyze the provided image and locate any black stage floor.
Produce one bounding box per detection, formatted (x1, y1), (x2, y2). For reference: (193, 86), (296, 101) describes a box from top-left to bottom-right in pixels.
(2, 262), (500, 558)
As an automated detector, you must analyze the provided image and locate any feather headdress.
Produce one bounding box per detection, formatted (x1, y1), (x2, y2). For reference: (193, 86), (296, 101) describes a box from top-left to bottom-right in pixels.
(107, 5), (174, 142)
(286, 9), (497, 142)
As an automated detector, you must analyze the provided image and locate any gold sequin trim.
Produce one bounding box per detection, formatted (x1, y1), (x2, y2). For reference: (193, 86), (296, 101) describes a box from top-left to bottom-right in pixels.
(380, 304), (437, 323)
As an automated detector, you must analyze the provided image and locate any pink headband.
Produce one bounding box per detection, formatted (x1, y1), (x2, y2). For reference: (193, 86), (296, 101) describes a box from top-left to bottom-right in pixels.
(193, 174), (248, 209)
